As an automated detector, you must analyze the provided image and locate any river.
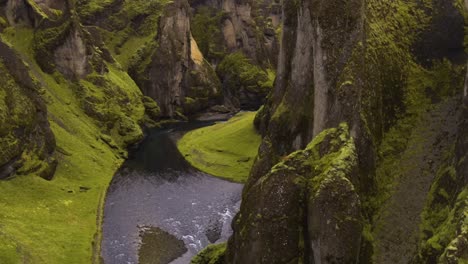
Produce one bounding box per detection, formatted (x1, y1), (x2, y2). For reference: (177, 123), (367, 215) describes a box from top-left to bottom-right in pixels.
(101, 120), (243, 264)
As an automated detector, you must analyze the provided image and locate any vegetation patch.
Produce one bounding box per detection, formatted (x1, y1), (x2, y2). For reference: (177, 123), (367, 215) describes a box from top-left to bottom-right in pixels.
(191, 243), (226, 264)
(191, 6), (227, 62)
(217, 52), (275, 93)
(178, 112), (261, 183)
(0, 22), (145, 263)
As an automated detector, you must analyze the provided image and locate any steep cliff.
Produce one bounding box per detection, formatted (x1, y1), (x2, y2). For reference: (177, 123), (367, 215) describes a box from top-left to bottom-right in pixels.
(190, 0), (280, 65)
(129, 0), (221, 117)
(190, 0), (279, 110)
(217, 0), (468, 263)
(227, 124), (363, 263)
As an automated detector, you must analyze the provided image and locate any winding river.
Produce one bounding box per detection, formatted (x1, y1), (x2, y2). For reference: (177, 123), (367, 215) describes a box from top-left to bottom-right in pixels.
(101, 120), (243, 264)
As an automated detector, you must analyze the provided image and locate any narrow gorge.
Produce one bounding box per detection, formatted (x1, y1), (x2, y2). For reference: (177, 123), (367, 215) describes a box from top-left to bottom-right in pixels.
(0, 0), (466, 264)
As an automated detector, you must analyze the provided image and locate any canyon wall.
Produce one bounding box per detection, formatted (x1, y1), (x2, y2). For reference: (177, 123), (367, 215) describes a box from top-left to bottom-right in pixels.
(221, 0), (468, 263)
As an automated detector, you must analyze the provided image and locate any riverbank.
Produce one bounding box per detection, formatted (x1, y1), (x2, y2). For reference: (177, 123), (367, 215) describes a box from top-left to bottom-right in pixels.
(177, 112), (261, 183)
(101, 122), (244, 263)
(0, 28), (136, 263)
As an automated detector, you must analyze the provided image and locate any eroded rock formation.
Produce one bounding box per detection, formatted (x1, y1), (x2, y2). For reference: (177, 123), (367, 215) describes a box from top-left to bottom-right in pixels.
(132, 0), (221, 117)
(219, 0), (468, 263)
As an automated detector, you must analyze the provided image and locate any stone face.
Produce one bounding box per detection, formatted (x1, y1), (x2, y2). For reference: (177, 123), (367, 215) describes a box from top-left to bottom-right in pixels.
(226, 124), (363, 263)
(5, 0), (31, 25)
(136, 0), (221, 117)
(5, 0), (65, 26)
(191, 0), (280, 65)
(225, 0), (468, 262)
(252, 0), (365, 185)
(308, 174), (362, 264)
(54, 29), (90, 79)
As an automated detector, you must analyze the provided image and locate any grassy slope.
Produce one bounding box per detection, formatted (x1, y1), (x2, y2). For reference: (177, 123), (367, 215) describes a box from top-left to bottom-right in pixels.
(0, 27), (143, 263)
(93, 0), (171, 70)
(177, 112), (261, 183)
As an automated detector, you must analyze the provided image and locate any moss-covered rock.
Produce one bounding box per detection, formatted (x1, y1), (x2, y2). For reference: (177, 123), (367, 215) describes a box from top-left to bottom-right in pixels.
(417, 91), (468, 263)
(0, 38), (56, 180)
(192, 243), (227, 264)
(190, 0), (280, 66)
(217, 52), (274, 110)
(226, 123), (363, 263)
(0, 2), (153, 261)
(229, 0), (467, 262)
(129, 0), (221, 118)
(190, 6), (228, 62)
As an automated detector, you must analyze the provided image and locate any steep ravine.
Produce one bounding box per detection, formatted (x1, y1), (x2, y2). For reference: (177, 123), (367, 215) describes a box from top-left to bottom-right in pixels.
(0, 0), (467, 263)
(0, 0), (275, 262)
(373, 97), (462, 263)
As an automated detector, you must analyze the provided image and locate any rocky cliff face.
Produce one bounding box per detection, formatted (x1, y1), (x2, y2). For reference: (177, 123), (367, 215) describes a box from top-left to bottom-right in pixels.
(190, 0), (280, 65)
(0, 39), (56, 180)
(227, 124), (363, 263)
(130, 0), (221, 118)
(189, 0), (280, 111)
(220, 0), (468, 263)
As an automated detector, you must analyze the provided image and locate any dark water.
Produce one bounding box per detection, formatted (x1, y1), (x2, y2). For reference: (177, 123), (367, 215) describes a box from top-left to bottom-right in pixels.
(101, 121), (243, 264)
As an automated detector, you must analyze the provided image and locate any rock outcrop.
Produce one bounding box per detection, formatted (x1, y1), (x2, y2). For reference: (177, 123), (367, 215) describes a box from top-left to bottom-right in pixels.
(0, 39), (56, 180)
(189, 0), (279, 111)
(129, 0), (221, 118)
(226, 124), (363, 263)
(216, 52), (273, 110)
(216, 0), (468, 263)
(190, 0), (280, 65)
(252, 0), (368, 192)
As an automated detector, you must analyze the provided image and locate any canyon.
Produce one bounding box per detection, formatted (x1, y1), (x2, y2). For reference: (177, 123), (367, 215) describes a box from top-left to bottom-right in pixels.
(0, 0), (466, 263)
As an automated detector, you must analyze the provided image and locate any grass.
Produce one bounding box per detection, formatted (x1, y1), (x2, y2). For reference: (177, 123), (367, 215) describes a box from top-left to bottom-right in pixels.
(0, 26), (143, 263)
(177, 112), (261, 183)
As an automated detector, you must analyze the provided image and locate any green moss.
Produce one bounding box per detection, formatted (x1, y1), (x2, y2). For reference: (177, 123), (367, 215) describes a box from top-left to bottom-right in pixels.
(177, 112), (261, 183)
(303, 123), (357, 195)
(217, 52), (275, 94)
(191, 7), (227, 61)
(33, 20), (72, 73)
(417, 142), (468, 262)
(76, 0), (117, 19)
(2, 27), (35, 58)
(0, 57), (41, 170)
(0, 237), (22, 264)
(191, 243), (226, 264)
(0, 24), (145, 263)
(88, 0), (171, 69)
(0, 68), (123, 262)
(25, 0), (49, 20)
(77, 64), (146, 146)
(267, 123), (357, 196)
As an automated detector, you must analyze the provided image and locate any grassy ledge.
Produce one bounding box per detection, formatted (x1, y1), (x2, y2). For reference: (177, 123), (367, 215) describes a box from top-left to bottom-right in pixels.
(177, 112), (261, 183)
